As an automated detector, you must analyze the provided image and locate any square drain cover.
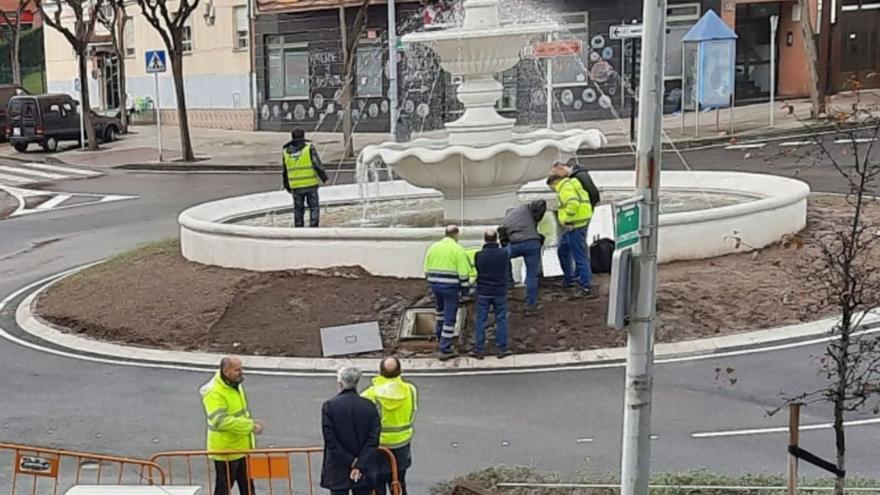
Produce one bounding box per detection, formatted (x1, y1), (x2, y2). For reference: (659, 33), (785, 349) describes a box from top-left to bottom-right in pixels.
(399, 307), (467, 341)
(320, 321), (383, 357)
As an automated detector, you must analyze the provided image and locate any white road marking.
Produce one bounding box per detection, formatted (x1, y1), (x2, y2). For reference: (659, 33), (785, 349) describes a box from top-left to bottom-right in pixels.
(36, 194), (71, 210)
(575, 438), (594, 444)
(725, 143), (766, 150)
(691, 417), (880, 439)
(21, 162), (102, 177)
(835, 138), (877, 144)
(779, 141), (817, 147)
(0, 165), (65, 180)
(0, 173), (34, 185)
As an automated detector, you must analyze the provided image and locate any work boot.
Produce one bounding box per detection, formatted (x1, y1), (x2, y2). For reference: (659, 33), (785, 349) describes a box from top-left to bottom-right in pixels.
(579, 287), (598, 299)
(525, 305), (538, 317)
(437, 350), (458, 361)
(496, 350), (512, 359)
(468, 349), (484, 360)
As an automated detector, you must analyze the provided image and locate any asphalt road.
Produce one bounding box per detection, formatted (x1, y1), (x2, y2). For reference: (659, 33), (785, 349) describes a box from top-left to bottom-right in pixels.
(2, 135), (880, 493)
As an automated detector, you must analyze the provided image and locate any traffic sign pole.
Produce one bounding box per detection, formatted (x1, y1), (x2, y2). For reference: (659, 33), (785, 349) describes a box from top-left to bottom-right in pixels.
(154, 72), (162, 162)
(620, 0), (667, 494)
(545, 33), (552, 129)
(145, 50), (167, 162)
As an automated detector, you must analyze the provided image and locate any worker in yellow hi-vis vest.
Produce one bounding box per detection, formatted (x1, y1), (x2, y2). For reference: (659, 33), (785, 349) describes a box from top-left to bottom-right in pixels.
(282, 127), (328, 227)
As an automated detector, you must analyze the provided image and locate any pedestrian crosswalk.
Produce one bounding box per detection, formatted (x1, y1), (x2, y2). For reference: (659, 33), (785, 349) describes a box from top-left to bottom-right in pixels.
(0, 162), (101, 187)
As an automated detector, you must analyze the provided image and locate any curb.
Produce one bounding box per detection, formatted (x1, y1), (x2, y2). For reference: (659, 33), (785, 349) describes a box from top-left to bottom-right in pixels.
(8, 262), (880, 376)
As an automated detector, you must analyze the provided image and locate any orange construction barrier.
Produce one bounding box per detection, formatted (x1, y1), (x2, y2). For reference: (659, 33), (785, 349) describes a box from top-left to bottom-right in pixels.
(150, 446), (400, 495)
(0, 442), (165, 495)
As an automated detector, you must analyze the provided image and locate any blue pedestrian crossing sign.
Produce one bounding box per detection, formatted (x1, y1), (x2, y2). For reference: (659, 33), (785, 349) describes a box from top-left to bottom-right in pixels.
(145, 50), (167, 74)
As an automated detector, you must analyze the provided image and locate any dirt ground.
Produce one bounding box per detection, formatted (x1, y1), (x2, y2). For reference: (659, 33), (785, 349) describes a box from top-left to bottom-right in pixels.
(35, 195), (880, 358)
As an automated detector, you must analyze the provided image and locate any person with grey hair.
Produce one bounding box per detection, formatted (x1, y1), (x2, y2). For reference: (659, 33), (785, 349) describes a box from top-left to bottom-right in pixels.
(320, 367), (381, 495)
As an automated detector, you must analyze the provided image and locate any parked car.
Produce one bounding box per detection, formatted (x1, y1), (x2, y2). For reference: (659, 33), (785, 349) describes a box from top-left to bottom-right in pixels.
(6, 93), (123, 153)
(0, 84), (29, 141)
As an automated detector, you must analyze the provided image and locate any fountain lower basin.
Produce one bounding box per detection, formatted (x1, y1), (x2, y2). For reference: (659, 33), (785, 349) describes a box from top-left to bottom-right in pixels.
(179, 171), (810, 277)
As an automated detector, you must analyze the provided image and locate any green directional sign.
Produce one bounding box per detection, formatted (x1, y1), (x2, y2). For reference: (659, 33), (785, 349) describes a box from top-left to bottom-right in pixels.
(616, 202), (641, 249)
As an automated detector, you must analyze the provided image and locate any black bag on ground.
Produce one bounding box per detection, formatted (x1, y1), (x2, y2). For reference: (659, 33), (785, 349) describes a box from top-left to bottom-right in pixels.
(590, 237), (615, 274)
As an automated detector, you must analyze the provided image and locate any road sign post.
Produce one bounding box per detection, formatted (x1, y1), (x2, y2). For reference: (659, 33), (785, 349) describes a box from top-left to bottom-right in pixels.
(526, 38), (583, 129)
(145, 50), (167, 162)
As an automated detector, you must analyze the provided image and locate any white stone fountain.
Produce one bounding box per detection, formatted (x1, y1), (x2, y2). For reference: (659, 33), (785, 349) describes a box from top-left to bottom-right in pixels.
(359, 0), (607, 221)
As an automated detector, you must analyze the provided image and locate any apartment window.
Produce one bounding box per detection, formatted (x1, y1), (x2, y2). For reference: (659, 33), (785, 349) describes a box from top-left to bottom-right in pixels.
(267, 37), (309, 99)
(234, 6), (249, 49)
(356, 43), (383, 97)
(182, 21), (193, 53)
(667, 2), (701, 21)
(552, 12), (590, 86)
(124, 17), (135, 57)
(842, 0), (880, 9)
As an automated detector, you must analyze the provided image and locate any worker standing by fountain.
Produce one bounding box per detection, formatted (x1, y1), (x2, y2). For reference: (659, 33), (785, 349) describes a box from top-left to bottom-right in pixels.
(499, 200), (547, 316)
(282, 127), (328, 228)
(423, 225), (472, 361)
(547, 174), (594, 296)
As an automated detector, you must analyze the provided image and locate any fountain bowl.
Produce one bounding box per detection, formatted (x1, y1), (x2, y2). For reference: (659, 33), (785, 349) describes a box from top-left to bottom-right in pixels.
(178, 171), (810, 277)
(360, 129), (607, 220)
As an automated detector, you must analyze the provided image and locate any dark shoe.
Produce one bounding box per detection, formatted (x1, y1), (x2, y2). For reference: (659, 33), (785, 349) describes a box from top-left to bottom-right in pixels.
(525, 305), (538, 317)
(577, 287), (599, 299)
(496, 350), (512, 359)
(468, 350), (484, 360)
(437, 351), (458, 361)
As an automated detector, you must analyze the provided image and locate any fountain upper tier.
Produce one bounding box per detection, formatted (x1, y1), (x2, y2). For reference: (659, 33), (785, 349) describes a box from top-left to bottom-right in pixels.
(401, 0), (557, 146)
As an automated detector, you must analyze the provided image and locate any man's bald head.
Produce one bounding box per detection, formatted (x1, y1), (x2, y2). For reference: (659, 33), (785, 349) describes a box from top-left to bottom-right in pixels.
(379, 356), (402, 378)
(445, 225), (460, 240)
(220, 356), (244, 384)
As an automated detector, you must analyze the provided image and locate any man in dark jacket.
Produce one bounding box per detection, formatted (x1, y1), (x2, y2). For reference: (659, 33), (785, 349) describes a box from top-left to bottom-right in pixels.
(321, 366), (381, 495)
(498, 200), (546, 316)
(470, 229), (511, 359)
(283, 127), (328, 228)
(551, 158), (601, 208)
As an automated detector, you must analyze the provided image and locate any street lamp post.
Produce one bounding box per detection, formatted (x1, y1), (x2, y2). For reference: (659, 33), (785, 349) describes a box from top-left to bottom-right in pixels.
(620, 0), (667, 493)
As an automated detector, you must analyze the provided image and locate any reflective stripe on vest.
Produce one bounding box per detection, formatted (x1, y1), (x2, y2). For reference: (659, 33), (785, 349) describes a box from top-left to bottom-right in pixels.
(284, 144), (319, 189)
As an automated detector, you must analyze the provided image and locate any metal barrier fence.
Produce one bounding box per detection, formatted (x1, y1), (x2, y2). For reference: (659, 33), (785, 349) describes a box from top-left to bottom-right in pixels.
(0, 442), (165, 495)
(150, 446), (400, 495)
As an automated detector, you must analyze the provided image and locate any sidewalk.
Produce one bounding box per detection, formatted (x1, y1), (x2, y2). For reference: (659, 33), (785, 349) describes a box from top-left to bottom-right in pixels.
(2, 91), (877, 171)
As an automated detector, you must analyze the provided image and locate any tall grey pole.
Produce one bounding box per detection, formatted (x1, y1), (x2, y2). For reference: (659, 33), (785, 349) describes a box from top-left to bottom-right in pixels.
(620, 0), (666, 493)
(387, 0), (399, 138)
(769, 15), (779, 127)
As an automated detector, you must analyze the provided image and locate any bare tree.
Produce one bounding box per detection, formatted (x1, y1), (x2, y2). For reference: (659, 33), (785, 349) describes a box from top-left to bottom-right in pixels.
(36, 0), (105, 150)
(338, 0), (370, 159)
(136, 0), (199, 162)
(773, 119), (880, 495)
(0, 0), (32, 86)
(97, 0), (128, 131)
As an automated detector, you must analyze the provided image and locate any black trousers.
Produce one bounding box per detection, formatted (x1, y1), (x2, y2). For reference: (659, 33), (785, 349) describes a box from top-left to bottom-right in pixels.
(292, 187), (320, 227)
(214, 458), (254, 495)
(329, 489), (372, 495)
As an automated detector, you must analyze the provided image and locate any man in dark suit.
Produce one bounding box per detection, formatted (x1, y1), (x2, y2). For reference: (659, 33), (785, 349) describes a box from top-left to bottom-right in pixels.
(320, 366), (381, 495)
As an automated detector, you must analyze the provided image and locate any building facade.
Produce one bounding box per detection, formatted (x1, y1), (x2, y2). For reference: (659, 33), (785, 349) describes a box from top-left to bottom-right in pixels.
(43, 0), (255, 130)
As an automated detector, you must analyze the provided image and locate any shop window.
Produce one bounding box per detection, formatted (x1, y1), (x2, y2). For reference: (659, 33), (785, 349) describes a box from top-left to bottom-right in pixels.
(267, 37), (309, 99)
(356, 43), (383, 97)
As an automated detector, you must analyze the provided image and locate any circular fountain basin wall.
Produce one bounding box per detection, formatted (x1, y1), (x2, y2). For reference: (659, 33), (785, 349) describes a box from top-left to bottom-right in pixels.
(179, 171), (810, 277)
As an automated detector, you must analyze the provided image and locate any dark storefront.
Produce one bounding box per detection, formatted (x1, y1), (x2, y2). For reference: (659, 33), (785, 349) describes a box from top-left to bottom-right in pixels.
(255, 0), (717, 133)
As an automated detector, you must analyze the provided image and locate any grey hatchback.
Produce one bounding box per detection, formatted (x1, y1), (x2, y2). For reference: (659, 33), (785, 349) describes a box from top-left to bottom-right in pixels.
(7, 93), (123, 152)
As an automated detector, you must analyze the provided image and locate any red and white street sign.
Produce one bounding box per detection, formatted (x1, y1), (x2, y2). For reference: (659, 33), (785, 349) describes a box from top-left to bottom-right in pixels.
(524, 40), (583, 59)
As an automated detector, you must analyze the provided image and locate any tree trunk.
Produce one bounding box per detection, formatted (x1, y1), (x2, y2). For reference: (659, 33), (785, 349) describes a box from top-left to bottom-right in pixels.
(339, 5), (354, 160)
(77, 50), (98, 150)
(797, 0), (822, 118)
(833, 377), (847, 495)
(116, 14), (128, 131)
(171, 54), (195, 162)
(11, 23), (21, 85)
